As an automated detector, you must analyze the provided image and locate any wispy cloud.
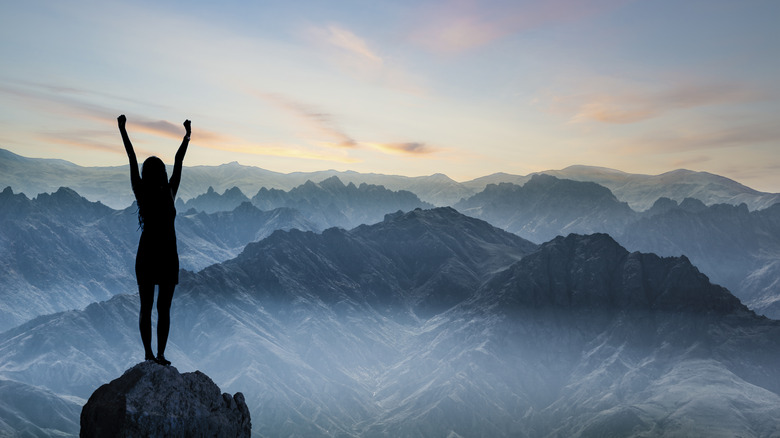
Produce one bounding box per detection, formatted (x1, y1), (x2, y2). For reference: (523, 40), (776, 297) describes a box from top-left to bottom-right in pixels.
(35, 132), (134, 155)
(196, 141), (363, 164)
(321, 24), (384, 67)
(254, 91), (439, 159)
(409, 0), (625, 53)
(619, 121), (780, 155)
(546, 81), (759, 125)
(367, 141), (438, 155)
(304, 23), (425, 95)
(256, 92), (358, 148)
(129, 119), (229, 144)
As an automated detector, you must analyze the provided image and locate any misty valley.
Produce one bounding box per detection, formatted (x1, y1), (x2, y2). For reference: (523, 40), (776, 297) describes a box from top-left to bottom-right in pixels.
(1, 150), (780, 437)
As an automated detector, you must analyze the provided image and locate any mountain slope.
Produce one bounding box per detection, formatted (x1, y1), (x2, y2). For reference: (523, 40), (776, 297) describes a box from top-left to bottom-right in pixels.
(0, 379), (81, 437)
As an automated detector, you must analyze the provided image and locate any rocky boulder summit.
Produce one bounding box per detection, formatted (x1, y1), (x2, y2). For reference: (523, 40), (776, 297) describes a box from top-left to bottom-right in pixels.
(80, 361), (250, 437)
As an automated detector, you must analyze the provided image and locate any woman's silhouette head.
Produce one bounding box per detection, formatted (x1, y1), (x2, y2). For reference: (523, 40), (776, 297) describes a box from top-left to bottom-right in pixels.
(141, 156), (168, 189)
(137, 156), (172, 230)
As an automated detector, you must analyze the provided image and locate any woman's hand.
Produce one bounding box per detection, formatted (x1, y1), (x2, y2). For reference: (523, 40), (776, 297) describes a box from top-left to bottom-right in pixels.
(118, 114), (127, 130)
(183, 119), (191, 135)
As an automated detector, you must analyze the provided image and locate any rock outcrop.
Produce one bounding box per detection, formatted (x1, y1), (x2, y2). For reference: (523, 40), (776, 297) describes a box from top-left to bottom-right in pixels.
(80, 361), (250, 437)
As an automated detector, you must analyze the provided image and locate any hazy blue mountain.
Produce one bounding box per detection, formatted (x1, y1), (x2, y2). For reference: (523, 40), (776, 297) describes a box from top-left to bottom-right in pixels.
(0, 149), (467, 208)
(461, 165), (780, 211)
(1, 209), (778, 437)
(251, 176), (434, 230)
(454, 174), (637, 243)
(6, 148), (777, 210)
(274, 170), (472, 207)
(175, 186), (251, 213)
(0, 148), (133, 209)
(0, 186), (317, 331)
(479, 165), (780, 211)
(0, 186), (135, 332)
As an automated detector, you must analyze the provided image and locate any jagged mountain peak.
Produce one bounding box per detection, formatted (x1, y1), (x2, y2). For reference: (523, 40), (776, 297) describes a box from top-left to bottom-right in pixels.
(486, 233), (747, 314)
(31, 186), (112, 218)
(318, 175), (346, 190)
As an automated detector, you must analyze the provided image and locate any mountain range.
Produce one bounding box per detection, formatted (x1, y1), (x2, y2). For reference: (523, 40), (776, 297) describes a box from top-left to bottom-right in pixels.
(453, 175), (780, 318)
(3, 168), (779, 335)
(3, 148), (778, 211)
(177, 176), (432, 229)
(0, 208), (778, 437)
(0, 186), (317, 332)
(3, 147), (780, 436)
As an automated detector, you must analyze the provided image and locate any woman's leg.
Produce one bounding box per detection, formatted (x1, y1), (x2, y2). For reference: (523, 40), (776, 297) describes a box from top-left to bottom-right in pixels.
(156, 283), (176, 361)
(138, 284), (155, 360)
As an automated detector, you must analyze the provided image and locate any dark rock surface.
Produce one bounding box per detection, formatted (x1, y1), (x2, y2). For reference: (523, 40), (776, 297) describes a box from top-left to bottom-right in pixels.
(80, 361), (250, 438)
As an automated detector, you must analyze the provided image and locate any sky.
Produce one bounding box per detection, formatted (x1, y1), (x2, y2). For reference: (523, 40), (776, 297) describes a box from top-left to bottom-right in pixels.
(1, 0), (779, 191)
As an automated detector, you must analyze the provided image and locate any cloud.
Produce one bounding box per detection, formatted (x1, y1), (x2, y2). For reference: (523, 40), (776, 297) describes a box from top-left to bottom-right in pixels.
(618, 121), (780, 155)
(129, 119), (228, 144)
(367, 142), (438, 155)
(547, 81), (759, 125)
(304, 24), (426, 95)
(35, 131), (158, 158)
(409, 0), (625, 53)
(254, 91), (439, 159)
(255, 92), (358, 148)
(195, 141), (363, 164)
(321, 24), (384, 67)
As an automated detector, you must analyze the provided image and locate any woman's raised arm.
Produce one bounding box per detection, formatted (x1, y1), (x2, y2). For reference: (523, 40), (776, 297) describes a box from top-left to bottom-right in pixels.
(169, 119), (190, 197)
(118, 115), (141, 192)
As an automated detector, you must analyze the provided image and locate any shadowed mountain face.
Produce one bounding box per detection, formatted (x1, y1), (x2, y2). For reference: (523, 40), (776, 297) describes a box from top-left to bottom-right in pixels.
(617, 199), (780, 318)
(483, 233), (744, 313)
(0, 208), (778, 437)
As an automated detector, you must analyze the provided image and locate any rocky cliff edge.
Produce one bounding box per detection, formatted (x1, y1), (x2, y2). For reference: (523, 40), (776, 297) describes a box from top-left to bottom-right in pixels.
(80, 361), (250, 437)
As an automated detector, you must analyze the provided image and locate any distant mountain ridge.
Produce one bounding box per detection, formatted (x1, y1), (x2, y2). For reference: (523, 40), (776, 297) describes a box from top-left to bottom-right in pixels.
(2, 148), (777, 210)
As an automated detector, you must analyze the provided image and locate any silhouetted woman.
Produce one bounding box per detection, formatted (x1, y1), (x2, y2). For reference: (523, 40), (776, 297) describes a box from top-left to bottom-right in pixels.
(118, 114), (190, 366)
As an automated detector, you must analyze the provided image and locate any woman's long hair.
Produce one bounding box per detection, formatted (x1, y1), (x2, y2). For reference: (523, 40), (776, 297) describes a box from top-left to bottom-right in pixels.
(137, 156), (173, 230)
